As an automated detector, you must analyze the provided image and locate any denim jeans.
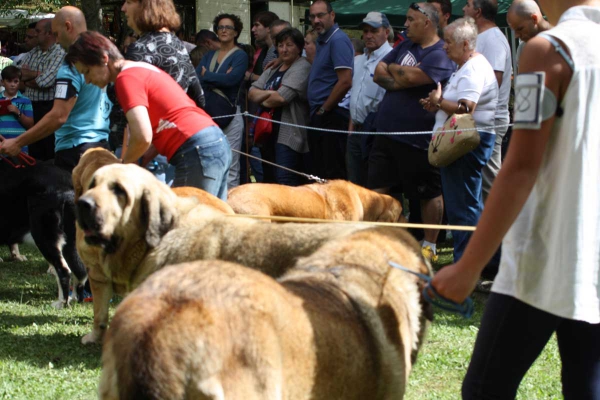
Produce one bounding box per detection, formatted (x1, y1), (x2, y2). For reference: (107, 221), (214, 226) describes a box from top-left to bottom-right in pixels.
(169, 126), (232, 200)
(440, 131), (495, 261)
(274, 143), (307, 186)
(463, 293), (600, 400)
(222, 106), (244, 188)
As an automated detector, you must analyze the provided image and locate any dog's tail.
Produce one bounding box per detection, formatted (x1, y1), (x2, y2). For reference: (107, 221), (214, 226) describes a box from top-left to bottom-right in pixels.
(99, 293), (223, 400)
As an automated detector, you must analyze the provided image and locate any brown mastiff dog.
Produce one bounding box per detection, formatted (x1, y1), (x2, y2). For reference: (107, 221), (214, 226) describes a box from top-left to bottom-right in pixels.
(77, 164), (369, 344)
(99, 227), (432, 400)
(73, 150), (233, 344)
(227, 180), (405, 222)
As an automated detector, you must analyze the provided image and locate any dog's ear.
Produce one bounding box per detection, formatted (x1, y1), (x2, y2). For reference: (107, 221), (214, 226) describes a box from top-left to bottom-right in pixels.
(140, 188), (175, 248)
(72, 165), (84, 200)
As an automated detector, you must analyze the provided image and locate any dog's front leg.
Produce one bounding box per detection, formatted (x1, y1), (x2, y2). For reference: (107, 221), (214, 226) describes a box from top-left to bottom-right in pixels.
(9, 243), (27, 262)
(82, 273), (113, 345)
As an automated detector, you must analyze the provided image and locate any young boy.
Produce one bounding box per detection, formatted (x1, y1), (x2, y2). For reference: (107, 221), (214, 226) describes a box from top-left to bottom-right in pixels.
(0, 65), (34, 153)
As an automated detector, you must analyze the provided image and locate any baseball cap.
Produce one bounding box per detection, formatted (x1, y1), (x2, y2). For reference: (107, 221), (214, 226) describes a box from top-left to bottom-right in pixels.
(360, 12), (390, 28)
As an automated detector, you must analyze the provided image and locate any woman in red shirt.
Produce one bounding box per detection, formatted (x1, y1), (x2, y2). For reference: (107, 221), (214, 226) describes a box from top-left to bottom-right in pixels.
(66, 31), (231, 200)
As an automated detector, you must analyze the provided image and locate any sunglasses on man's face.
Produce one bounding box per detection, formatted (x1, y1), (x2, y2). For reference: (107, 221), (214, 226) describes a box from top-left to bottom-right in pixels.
(409, 3), (431, 20)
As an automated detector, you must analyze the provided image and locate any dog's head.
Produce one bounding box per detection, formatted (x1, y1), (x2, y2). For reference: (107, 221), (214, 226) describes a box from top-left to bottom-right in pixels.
(72, 148), (120, 201)
(76, 164), (179, 254)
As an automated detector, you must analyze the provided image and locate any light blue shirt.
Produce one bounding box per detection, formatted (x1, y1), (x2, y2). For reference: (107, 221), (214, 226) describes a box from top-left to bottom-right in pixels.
(349, 42), (393, 125)
(54, 62), (111, 151)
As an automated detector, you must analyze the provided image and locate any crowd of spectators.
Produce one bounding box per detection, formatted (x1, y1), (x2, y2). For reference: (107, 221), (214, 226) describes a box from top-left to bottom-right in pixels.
(0, 0), (540, 262)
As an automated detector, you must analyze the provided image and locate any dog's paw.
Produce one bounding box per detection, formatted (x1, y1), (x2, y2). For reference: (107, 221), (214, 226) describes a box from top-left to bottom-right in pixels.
(51, 300), (66, 310)
(82, 332), (101, 345)
(11, 255), (27, 262)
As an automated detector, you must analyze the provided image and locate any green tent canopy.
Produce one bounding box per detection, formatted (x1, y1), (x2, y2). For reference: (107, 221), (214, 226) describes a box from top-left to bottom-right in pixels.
(333, 0), (512, 28)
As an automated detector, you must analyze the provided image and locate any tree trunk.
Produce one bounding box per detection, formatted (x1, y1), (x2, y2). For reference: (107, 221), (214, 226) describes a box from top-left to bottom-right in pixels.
(81, 0), (102, 32)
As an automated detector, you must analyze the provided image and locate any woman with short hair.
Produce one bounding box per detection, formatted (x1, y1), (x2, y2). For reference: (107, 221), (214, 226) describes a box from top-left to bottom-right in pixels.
(420, 17), (498, 262)
(248, 28), (311, 186)
(66, 31), (231, 199)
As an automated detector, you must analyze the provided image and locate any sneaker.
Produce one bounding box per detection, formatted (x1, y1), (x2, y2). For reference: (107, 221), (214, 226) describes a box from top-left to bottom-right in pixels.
(475, 279), (493, 294)
(421, 246), (439, 263)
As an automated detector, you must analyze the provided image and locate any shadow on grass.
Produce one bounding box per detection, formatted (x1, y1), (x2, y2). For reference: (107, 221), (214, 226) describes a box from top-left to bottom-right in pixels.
(0, 331), (102, 370)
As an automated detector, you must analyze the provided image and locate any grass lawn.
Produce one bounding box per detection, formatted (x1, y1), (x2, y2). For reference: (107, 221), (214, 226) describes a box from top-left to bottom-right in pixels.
(0, 243), (562, 399)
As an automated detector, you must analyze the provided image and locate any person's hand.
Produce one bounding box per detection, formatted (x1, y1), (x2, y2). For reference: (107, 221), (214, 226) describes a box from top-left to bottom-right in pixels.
(7, 104), (20, 115)
(264, 57), (281, 70)
(430, 261), (480, 304)
(226, 66), (233, 74)
(0, 137), (22, 157)
(245, 71), (252, 81)
(428, 82), (443, 104)
(201, 66), (207, 77)
(419, 97), (436, 112)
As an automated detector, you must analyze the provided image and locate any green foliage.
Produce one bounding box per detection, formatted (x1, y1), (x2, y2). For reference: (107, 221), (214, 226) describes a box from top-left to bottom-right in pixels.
(0, 243), (561, 399)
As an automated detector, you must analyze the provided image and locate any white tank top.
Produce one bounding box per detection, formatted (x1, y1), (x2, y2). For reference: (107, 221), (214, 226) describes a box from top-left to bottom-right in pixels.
(492, 6), (600, 323)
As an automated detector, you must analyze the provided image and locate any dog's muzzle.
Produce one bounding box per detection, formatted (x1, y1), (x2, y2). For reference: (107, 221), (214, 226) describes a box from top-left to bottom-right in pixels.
(76, 196), (119, 253)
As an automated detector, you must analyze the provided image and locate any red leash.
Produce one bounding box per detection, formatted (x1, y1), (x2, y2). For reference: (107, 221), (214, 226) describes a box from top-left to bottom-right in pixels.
(0, 134), (36, 168)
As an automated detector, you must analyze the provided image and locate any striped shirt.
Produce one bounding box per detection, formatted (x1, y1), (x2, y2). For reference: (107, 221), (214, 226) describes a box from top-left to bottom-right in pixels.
(19, 44), (65, 102)
(0, 90), (34, 153)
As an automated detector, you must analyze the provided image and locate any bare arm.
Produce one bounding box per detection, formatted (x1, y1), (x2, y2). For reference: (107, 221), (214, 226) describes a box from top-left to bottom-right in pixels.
(374, 61), (400, 91)
(122, 106), (153, 164)
(430, 36), (572, 302)
(388, 63), (435, 89)
(0, 97), (76, 156)
(321, 68), (352, 112)
(6, 104), (34, 129)
(247, 87), (272, 104)
(494, 71), (503, 89)
(262, 91), (287, 108)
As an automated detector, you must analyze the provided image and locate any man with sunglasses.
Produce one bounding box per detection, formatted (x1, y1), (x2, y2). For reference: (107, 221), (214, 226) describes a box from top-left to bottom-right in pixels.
(306, 0), (354, 180)
(370, 2), (454, 262)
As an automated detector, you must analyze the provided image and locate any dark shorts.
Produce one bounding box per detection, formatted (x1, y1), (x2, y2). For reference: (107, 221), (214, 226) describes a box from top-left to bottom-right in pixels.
(54, 141), (110, 173)
(367, 135), (441, 199)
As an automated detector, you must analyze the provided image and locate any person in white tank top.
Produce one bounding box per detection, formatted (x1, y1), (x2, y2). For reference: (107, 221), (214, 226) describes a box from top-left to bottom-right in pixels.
(431, 1), (600, 398)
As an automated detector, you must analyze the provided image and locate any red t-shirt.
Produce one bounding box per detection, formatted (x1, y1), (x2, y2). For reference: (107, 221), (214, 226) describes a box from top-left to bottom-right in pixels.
(116, 62), (216, 160)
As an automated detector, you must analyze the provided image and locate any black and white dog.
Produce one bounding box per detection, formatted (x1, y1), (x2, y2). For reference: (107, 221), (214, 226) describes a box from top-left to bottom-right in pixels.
(0, 158), (87, 308)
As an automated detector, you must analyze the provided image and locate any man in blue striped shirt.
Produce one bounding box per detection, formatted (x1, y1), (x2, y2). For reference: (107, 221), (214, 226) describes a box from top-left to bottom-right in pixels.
(0, 66), (34, 154)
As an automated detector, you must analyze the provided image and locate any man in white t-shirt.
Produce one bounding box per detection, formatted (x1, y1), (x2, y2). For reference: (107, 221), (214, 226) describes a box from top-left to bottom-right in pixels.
(463, 0), (512, 202)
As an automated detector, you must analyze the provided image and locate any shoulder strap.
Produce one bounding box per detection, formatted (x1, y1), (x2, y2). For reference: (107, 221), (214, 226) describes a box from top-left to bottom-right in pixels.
(538, 33), (575, 72)
(211, 47), (242, 73)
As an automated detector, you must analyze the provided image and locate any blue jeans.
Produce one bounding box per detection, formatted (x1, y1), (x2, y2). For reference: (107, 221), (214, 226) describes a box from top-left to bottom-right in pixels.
(463, 293), (600, 399)
(274, 143), (306, 186)
(169, 126), (232, 200)
(440, 131), (495, 261)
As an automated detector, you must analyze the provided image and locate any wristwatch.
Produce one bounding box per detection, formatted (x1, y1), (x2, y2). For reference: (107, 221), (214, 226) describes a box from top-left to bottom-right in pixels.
(317, 106), (326, 115)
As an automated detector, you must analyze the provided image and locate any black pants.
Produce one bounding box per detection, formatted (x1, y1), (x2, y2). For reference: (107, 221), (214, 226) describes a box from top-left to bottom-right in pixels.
(54, 141), (110, 173)
(30, 100), (56, 161)
(307, 108), (348, 180)
(463, 293), (600, 399)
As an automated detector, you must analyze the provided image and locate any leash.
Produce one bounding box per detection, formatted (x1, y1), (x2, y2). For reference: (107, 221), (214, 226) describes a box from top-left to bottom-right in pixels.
(0, 135), (36, 168)
(0, 153), (36, 168)
(388, 260), (474, 318)
(226, 213), (477, 231)
(230, 148), (327, 184)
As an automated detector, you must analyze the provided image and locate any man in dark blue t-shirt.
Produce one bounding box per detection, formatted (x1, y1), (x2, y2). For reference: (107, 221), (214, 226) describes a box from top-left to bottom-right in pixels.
(369, 2), (455, 261)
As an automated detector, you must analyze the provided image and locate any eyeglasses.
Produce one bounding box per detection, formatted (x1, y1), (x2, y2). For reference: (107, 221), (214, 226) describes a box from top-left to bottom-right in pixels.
(409, 3), (431, 20)
(308, 12), (329, 21)
(216, 25), (235, 31)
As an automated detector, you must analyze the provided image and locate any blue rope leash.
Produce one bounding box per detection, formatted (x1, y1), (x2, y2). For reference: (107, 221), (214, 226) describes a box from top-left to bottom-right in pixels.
(388, 261), (474, 319)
